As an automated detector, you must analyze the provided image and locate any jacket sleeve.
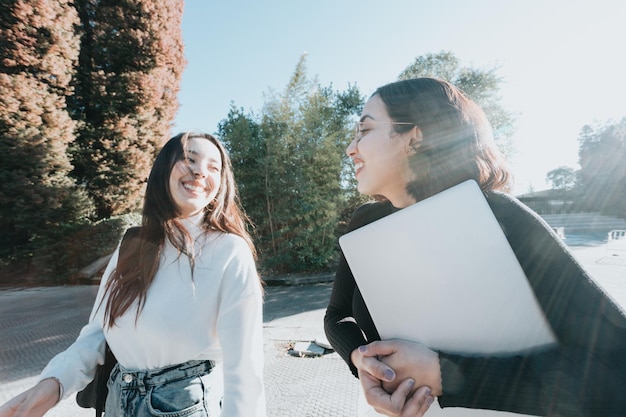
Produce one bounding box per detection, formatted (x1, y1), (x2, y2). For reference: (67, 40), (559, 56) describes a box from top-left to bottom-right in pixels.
(324, 251), (369, 378)
(437, 192), (626, 416)
(324, 202), (387, 378)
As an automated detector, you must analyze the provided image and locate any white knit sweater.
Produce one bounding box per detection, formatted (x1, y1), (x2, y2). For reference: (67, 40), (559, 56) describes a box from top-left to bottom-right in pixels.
(39, 214), (266, 416)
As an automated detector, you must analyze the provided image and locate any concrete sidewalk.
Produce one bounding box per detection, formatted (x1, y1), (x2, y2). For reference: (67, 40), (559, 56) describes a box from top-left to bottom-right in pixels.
(0, 283), (358, 417)
(0, 244), (624, 417)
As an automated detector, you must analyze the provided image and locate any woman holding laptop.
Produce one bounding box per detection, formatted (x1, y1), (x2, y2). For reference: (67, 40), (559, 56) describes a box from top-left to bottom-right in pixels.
(324, 78), (626, 416)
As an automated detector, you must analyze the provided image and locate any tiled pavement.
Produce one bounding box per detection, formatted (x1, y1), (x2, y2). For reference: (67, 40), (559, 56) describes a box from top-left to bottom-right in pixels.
(0, 243), (624, 417)
(0, 282), (359, 417)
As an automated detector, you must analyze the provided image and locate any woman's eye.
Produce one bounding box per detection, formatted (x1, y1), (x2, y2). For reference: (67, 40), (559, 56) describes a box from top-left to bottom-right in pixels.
(186, 156), (195, 164)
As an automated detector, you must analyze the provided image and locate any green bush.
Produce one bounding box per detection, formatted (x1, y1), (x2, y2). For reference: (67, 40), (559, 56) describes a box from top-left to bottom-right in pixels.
(0, 213), (141, 287)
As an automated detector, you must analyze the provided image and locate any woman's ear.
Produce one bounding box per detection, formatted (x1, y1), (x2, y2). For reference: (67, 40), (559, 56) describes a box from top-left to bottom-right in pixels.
(406, 127), (423, 156)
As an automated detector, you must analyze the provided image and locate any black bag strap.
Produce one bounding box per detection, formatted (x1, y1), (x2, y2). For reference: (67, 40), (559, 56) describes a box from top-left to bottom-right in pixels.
(93, 344), (116, 416)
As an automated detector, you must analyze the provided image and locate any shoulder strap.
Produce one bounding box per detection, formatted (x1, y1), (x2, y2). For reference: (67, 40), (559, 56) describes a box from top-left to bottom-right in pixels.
(119, 226), (141, 252)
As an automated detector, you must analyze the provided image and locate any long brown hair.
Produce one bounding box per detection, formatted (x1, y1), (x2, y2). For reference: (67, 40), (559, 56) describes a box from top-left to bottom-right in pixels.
(374, 78), (512, 202)
(103, 132), (256, 328)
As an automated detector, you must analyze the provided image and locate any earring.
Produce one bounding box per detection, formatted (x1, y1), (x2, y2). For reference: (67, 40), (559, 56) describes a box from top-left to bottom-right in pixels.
(407, 145), (417, 156)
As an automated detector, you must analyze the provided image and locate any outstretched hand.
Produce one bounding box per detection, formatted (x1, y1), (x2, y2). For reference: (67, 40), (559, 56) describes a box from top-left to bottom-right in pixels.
(0, 379), (60, 417)
(352, 342), (436, 416)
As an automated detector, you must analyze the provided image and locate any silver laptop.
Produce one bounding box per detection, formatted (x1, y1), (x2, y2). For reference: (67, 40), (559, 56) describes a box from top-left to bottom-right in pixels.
(339, 180), (556, 354)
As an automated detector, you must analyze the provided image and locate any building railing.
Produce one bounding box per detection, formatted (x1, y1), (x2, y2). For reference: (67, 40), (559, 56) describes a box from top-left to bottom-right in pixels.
(607, 230), (626, 257)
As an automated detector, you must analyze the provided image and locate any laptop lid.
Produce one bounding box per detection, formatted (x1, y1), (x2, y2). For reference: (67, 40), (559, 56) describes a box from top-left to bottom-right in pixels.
(339, 180), (556, 354)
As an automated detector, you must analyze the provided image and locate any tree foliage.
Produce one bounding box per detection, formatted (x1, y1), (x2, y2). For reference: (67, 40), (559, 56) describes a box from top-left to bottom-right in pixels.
(70, 0), (185, 219)
(220, 52), (518, 274)
(0, 0), (93, 252)
(398, 51), (516, 158)
(219, 55), (362, 273)
(577, 118), (626, 215)
(546, 166), (577, 191)
(1, 0), (185, 284)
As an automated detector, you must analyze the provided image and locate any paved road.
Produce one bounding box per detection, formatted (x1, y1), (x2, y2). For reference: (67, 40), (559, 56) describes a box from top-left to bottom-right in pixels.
(0, 244), (624, 416)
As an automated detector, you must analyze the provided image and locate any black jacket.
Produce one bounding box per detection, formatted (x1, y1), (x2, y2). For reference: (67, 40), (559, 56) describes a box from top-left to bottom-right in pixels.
(324, 191), (626, 416)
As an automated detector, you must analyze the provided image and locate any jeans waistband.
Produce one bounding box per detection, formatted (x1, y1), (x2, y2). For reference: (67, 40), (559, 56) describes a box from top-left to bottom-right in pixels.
(112, 359), (215, 390)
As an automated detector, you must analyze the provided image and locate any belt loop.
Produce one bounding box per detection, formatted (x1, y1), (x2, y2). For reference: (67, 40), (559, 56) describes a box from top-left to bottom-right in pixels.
(135, 372), (146, 395)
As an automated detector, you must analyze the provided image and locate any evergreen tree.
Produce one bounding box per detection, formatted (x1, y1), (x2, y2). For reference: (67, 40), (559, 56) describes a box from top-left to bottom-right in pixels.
(70, 0), (185, 219)
(220, 55), (362, 273)
(578, 119), (626, 216)
(0, 0), (93, 252)
(399, 51), (516, 158)
(546, 166), (577, 191)
(217, 106), (266, 234)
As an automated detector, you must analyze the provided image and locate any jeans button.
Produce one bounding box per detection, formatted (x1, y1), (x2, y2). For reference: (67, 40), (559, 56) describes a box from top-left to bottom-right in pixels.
(123, 374), (133, 383)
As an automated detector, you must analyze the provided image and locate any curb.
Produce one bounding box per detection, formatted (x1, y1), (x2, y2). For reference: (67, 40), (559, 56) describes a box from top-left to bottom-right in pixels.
(263, 273), (334, 286)
(78, 273), (335, 287)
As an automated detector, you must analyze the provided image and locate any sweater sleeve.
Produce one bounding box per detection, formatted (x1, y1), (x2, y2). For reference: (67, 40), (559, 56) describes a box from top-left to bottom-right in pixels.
(436, 192), (626, 416)
(37, 244), (120, 399)
(324, 202), (392, 377)
(324, 250), (369, 377)
(215, 237), (266, 417)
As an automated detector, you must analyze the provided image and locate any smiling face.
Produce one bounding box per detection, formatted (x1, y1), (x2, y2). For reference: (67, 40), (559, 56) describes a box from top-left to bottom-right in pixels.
(346, 94), (417, 208)
(169, 137), (222, 218)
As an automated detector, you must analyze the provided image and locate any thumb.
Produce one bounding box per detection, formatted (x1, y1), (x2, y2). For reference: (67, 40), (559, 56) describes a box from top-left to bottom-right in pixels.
(358, 340), (399, 358)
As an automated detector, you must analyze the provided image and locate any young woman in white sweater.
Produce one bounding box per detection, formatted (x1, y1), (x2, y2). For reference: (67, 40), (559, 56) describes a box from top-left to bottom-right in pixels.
(0, 132), (266, 417)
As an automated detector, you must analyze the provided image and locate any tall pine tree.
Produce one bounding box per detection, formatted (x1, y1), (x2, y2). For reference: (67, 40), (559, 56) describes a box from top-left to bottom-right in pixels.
(70, 0), (185, 218)
(0, 0), (93, 252)
(220, 55), (362, 273)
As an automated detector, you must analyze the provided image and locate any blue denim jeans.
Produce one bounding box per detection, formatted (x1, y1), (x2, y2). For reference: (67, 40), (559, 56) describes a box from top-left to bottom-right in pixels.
(105, 359), (219, 417)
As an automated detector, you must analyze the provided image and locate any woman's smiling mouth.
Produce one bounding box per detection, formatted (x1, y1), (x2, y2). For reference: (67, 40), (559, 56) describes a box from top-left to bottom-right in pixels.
(354, 161), (364, 177)
(182, 181), (206, 195)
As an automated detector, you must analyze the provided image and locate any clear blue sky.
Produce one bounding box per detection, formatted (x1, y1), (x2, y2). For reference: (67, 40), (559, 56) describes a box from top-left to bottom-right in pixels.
(173, 0), (626, 194)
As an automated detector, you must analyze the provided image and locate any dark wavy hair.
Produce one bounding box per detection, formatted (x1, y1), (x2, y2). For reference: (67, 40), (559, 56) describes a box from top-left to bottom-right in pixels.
(103, 132), (257, 327)
(373, 78), (512, 202)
